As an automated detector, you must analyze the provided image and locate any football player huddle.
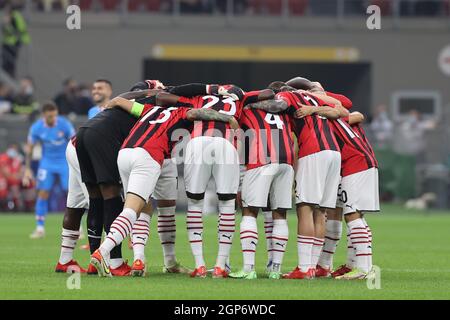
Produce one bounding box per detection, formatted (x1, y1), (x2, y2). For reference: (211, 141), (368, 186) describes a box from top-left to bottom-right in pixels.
(55, 77), (379, 281)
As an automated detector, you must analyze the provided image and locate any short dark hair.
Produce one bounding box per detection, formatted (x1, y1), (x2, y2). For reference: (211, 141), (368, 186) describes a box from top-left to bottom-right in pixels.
(94, 78), (112, 88)
(267, 81), (287, 93)
(129, 81), (149, 92)
(41, 101), (58, 113)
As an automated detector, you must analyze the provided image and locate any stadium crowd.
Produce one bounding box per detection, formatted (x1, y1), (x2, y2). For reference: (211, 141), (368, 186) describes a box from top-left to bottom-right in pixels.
(0, 78), (95, 118)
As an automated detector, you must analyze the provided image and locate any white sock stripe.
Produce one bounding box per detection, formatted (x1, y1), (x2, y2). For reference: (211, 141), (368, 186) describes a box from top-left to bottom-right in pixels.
(240, 230), (258, 235)
(241, 235), (258, 240)
(298, 235), (315, 239)
(271, 236), (288, 241)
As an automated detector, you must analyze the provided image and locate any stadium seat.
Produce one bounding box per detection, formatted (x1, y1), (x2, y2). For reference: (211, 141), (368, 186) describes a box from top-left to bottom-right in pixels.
(247, 0), (263, 14)
(128, 0), (143, 11)
(146, 0), (161, 11)
(99, 0), (120, 11)
(289, 0), (307, 16)
(267, 0), (282, 15)
(79, 0), (93, 11)
(371, 0), (392, 16)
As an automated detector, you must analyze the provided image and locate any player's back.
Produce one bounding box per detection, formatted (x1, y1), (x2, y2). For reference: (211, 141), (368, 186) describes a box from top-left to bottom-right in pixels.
(276, 91), (340, 158)
(350, 122), (378, 168)
(29, 116), (74, 163)
(240, 107), (294, 170)
(122, 106), (192, 165)
(182, 94), (240, 139)
(81, 108), (137, 144)
(331, 118), (378, 176)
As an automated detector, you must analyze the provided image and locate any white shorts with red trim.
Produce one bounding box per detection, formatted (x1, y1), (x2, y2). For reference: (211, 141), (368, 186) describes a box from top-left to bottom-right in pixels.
(295, 150), (341, 208)
(66, 142), (89, 209)
(336, 167), (380, 215)
(242, 163), (294, 210)
(117, 148), (161, 203)
(184, 136), (239, 197)
(152, 158), (178, 201)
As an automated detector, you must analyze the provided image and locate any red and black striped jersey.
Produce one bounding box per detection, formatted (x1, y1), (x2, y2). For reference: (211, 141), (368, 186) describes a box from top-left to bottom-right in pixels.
(177, 91), (262, 140)
(276, 91), (340, 158)
(351, 123), (379, 168)
(239, 108), (295, 170)
(330, 118), (378, 177)
(177, 94), (240, 139)
(122, 106), (192, 166)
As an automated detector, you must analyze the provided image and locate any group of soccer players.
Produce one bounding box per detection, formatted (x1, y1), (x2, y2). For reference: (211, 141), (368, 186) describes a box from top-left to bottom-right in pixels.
(28, 75), (378, 281)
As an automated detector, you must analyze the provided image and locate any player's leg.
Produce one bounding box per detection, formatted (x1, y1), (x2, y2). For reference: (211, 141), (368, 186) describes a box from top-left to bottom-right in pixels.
(229, 165), (272, 280)
(85, 183), (104, 256)
(153, 159), (189, 273)
(212, 137), (239, 277)
(92, 148), (161, 277)
(184, 137), (212, 277)
(317, 207), (343, 277)
(262, 208), (274, 273)
(56, 143), (89, 272)
(130, 201), (152, 277)
(335, 169), (379, 279)
(30, 165), (53, 239)
(313, 151), (341, 276)
(283, 155), (320, 279)
(100, 183), (130, 275)
(75, 128), (104, 256)
(312, 208), (326, 270)
(228, 207), (259, 280)
(56, 207), (86, 273)
(268, 164), (294, 279)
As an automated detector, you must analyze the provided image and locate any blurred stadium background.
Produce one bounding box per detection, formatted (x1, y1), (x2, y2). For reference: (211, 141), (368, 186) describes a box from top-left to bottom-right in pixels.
(1, 0), (450, 213)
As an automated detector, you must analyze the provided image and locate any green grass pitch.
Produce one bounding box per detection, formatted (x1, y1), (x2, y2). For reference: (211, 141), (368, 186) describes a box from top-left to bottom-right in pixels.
(0, 204), (449, 300)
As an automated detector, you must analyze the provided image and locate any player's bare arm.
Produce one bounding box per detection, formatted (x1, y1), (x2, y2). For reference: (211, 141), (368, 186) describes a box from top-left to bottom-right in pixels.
(348, 111), (365, 125)
(118, 89), (160, 101)
(285, 77), (315, 90)
(246, 99), (289, 113)
(106, 96), (134, 112)
(22, 142), (35, 187)
(294, 103), (342, 120)
(186, 108), (239, 129)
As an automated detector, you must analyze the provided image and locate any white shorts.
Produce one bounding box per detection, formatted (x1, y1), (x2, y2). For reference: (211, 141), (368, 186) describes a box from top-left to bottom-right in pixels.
(153, 158), (178, 201)
(184, 136), (239, 198)
(295, 150), (341, 208)
(242, 163), (294, 210)
(117, 148), (161, 203)
(336, 167), (380, 215)
(66, 142), (89, 209)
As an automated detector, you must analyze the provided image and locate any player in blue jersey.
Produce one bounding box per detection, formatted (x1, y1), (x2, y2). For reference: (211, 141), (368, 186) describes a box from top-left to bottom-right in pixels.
(24, 102), (75, 239)
(87, 79), (113, 119)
